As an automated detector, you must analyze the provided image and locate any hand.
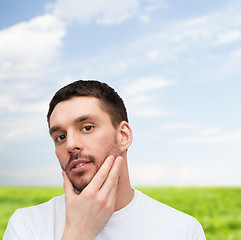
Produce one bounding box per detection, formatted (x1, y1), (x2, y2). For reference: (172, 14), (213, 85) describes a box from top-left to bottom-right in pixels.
(61, 155), (123, 240)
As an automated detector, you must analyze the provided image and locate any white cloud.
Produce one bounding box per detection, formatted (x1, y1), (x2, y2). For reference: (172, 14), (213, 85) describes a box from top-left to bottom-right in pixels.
(230, 47), (241, 58)
(0, 166), (62, 185)
(0, 81), (50, 114)
(214, 29), (241, 45)
(0, 82), (51, 149)
(199, 128), (221, 136)
(121, 76), (172, 118)
(2, 162), (240, 186)
(51, 0), (164, 25)
(52, 0), (139, 25)
(0, 114), (48, 149)
(161, 123), (202, 130)
(138, 0), (166, 23)
(125, 2), (241, 75)
(72, 2), (241, 82)
(127, 95), (154, 104)
(129, 163), (241, 186)
(0, 14), (65, 79)
(0, 94), (48, 114)
(0, 14), (65, 148)
(139, 15), (150, 23)
(124, 76), (172, 95)
(132, 105), (168, 117)
(0, 12), (65, 146)
(174, 129), (241, 144)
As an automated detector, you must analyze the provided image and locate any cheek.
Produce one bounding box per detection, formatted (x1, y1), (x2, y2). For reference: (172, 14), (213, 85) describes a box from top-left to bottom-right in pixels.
(92, 134), (113, 151)
(93, 133), (119, 157)
(55, 147), (67, 166)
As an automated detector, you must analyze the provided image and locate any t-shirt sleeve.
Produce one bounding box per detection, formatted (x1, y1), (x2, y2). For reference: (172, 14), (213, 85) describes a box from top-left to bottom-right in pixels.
(193, 219), (206, 240)
(3, 209), (34, 240)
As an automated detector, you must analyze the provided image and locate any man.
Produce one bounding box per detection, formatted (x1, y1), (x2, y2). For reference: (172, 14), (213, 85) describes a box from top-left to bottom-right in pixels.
(4, 80), (206, 240)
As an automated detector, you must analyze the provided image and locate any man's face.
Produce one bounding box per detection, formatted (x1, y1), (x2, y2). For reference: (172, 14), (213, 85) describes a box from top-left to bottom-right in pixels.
(49, 96), (121, 192)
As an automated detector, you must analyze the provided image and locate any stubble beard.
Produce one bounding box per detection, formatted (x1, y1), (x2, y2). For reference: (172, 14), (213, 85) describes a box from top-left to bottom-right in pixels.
(63, 139), (121, 193)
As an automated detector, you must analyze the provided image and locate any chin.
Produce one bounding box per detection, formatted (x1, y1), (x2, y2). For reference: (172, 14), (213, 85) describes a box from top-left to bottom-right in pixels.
(71, 173), (96, 193)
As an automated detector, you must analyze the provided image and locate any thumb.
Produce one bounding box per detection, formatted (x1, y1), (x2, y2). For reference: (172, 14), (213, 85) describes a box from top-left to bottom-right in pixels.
(62, 171), (75, 198)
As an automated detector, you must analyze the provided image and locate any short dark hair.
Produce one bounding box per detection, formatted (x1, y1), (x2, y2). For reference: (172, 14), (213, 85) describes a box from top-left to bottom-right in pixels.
(47, 80), (128, 128)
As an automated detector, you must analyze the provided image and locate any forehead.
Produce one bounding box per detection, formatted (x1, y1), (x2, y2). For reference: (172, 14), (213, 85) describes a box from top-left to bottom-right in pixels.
(49, 96), (110, 127)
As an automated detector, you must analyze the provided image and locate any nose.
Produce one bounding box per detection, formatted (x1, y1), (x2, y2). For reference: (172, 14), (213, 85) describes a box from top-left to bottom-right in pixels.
(66, 130), (83, 153)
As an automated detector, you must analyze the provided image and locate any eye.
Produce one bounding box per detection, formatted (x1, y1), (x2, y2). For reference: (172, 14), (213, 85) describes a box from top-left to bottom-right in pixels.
(56, 134), (66, 142)
(82, 126), (94, 132)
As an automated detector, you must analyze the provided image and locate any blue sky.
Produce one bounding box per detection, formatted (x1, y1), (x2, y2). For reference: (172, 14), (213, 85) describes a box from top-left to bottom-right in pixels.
(0, 0), (240, 186)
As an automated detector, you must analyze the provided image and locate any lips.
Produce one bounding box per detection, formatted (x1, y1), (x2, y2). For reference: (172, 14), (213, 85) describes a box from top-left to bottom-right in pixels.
(73, 162), (87, 168)
(69, 159), (91, 174)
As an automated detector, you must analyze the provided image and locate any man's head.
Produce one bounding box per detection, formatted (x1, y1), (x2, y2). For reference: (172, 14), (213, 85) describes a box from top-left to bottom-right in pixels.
(47, 80), (128, 128)
(47, 80), (132, 192)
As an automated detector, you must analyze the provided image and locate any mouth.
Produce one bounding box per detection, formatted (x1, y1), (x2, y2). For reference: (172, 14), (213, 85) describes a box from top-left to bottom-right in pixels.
(73, 162), (87, 168)
(69, 159), (91, 174)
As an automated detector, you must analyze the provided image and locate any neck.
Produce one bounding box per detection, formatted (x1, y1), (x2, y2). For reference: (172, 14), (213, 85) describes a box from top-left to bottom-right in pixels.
(114, 156), (134, 211)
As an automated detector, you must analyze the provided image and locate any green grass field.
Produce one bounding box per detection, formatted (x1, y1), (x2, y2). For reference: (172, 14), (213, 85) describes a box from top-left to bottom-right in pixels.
(0, 187), (240, 239)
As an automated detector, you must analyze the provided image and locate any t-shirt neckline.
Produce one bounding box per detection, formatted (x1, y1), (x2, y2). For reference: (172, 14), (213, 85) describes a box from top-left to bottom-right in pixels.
(109, 188), (138, 223)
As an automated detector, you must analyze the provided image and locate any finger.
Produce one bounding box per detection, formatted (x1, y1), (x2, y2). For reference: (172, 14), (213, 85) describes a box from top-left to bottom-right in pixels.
(100, 156), (122, 195)
(62, 171), (75, 197)
(105, 178), (118, 214)
(86, 155), (115, 192)
(107, 173), (119, 201)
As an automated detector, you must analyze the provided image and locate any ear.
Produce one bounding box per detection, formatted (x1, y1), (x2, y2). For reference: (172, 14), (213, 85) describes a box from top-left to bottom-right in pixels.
(117, 121), (133, 152)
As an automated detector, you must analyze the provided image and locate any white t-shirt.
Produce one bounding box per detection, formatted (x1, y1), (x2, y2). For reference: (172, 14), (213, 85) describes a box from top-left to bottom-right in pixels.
(3, 189), (206, 240)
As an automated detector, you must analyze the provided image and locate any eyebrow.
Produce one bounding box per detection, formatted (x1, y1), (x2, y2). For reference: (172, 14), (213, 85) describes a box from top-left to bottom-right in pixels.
(73, 114), (99, 124)
(49, 114), (99, 137)
(49, 126), (61, 137)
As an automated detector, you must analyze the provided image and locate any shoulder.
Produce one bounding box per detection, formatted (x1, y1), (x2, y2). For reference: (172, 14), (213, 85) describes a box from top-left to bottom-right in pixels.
(23, 194), (65, 212)
(4, 194), (65, 239)
(135, 189), (195, 218)
(134, 189), (205, 236)
(14, 195), (65, 215)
